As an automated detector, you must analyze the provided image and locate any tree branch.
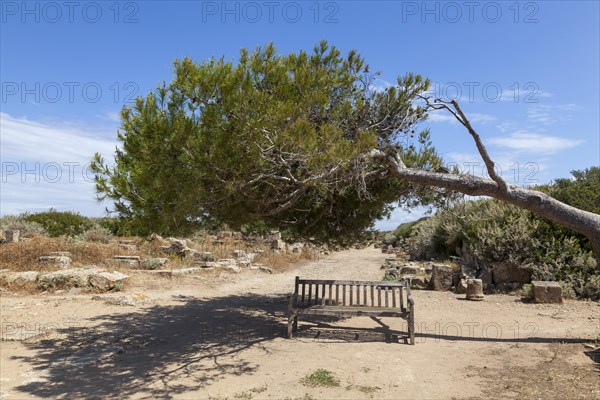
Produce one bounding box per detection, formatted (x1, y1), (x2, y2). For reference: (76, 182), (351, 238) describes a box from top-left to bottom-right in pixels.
(419, 95), (507, 192)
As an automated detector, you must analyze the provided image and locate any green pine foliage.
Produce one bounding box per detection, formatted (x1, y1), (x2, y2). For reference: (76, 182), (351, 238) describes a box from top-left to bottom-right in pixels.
(92, 42), (447, 242)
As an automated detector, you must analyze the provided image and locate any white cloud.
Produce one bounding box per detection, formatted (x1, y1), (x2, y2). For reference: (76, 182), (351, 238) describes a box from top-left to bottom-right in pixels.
(1, 113), (117, 163)
(526, 103), (577, 125)
(0, 113), (118, 216)
(488, 131), (583, 155)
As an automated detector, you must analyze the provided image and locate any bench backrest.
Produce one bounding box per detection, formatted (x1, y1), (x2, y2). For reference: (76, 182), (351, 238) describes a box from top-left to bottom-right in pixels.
(293, 277), (409, 310)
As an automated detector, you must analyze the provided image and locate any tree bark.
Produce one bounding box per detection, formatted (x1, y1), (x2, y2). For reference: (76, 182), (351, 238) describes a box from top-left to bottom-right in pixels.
(372, 151), (600, 268)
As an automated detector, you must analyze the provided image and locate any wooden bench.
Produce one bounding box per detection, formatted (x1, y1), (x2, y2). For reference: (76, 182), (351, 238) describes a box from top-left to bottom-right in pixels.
(287, 277), (415, 344)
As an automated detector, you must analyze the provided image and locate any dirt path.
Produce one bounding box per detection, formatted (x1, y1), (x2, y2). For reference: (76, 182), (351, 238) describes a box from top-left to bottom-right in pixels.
(1, 247), (599, 399)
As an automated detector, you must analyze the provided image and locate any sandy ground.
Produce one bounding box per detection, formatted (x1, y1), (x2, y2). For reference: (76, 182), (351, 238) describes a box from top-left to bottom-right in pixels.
(1, 247), (599, 399)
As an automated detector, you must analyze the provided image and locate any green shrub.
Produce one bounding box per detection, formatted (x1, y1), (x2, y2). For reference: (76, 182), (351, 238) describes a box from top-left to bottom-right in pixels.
(0, 214), (46, 235)
(408, 195), (599, 299)
(381, 232), (397, 246)
(559, 281), (576, 300)
(82, 225), (113, 243)
(521, 284), (533, 299)
(393, 217), (428, 239)
(24, 209), (94, 237)
(580, 276), (600, 300)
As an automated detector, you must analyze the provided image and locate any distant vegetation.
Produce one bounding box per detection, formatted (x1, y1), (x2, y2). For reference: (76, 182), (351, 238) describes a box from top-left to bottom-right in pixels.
(0, 209), (126, 238)
(389, 167), (600, 299)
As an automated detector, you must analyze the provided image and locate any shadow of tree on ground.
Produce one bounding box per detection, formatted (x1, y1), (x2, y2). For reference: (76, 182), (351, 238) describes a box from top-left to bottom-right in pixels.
(13, 293), (295, 399)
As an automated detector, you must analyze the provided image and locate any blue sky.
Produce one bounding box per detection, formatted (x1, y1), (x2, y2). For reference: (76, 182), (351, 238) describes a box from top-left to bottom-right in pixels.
(1, 1), (599, 230)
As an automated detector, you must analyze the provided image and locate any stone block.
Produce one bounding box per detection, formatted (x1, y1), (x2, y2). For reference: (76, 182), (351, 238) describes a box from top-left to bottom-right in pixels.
(492, 262), (531, 284)
(466, 279), (484, 301)
(232, 250), (247, 259)
(532, 281), (562, 304)
(400, 266), (418, 275)
(38, 256), (71, 268)
(89, 271), (129, 291)
(113, 256), (140, 266)
(4, 230), (20, 243)
(141, 258), (169, 270)
(428, 264), (453, 291)
(455, 279), (468, 294)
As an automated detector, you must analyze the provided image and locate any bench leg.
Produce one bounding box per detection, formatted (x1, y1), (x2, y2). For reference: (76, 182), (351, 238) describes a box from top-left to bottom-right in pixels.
(293, 315), (298, 332)
(287, 313), (295, 339)
(408, 311), (415, 345)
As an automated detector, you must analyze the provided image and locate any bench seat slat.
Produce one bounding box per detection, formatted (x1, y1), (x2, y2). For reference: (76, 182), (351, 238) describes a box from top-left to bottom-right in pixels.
(298, 279), (408, 287)
(296, 306), (409, 318)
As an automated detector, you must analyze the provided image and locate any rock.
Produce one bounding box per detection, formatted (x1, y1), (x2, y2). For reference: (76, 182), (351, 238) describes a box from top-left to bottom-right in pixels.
(237, 259), (251, 268)
(183, 248), (199, 258)
(398, 275), (426, 289)
(4, 230), (20, 243)
(147, 233), (163, 242)
(0, 271), (39, 285)
(113, 256), (140, 266)
(532, 281), (562, 304)
(269, 231), (282, 240)
(217, 231), (232, 239)
(169, 239), (187, 249)
(217, 259), (237, 266)
(50, 251), (71, 257)
(193, 252), (215, 262)
(384, 268), (399, 281)
(271, 239), (286, 251)
(232, 250), (247, 259)
(428, 264), (453, 291)
(492, 262), (531, 284)
(410, 276), (427, 289)
(159, 245), (173, 254)
(259, 266), (273, 274)
(478, 265), (493, 289)
(289, 243), (304, 253)
(224, 265), (241, 273)
(89, 271), (129, 291)
(171, 268), (203, 276)
(92, 292), (151, 306)
(141, 258), (169, 270)
(39, 267), (103, 289)
(119, 244), (137, 251)
(196, 261), (216, 268)
(131, 270), (173, 277)
(400, 266), (418, 275)
(466, 279), (484, 301)
(455, 279), (468, 294)
(38, 256), (71, 268)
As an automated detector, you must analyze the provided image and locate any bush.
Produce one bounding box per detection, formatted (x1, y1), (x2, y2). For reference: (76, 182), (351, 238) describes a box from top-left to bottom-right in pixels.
(408, 197), (599, 299)
(580, 276), (600, 300)
(521, 284), (533, 299)
(24, 209), (94, 237)
(393, 218), (428, 239)
(0, 214), (46, 236)
(81, 225), (113, 243)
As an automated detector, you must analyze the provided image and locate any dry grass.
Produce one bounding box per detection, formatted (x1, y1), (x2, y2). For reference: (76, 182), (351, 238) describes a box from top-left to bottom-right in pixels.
(0, 234), (318, 274)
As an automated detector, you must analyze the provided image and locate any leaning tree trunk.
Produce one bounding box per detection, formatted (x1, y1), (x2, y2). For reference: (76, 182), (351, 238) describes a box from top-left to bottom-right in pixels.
(377, 159), (600, 268)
